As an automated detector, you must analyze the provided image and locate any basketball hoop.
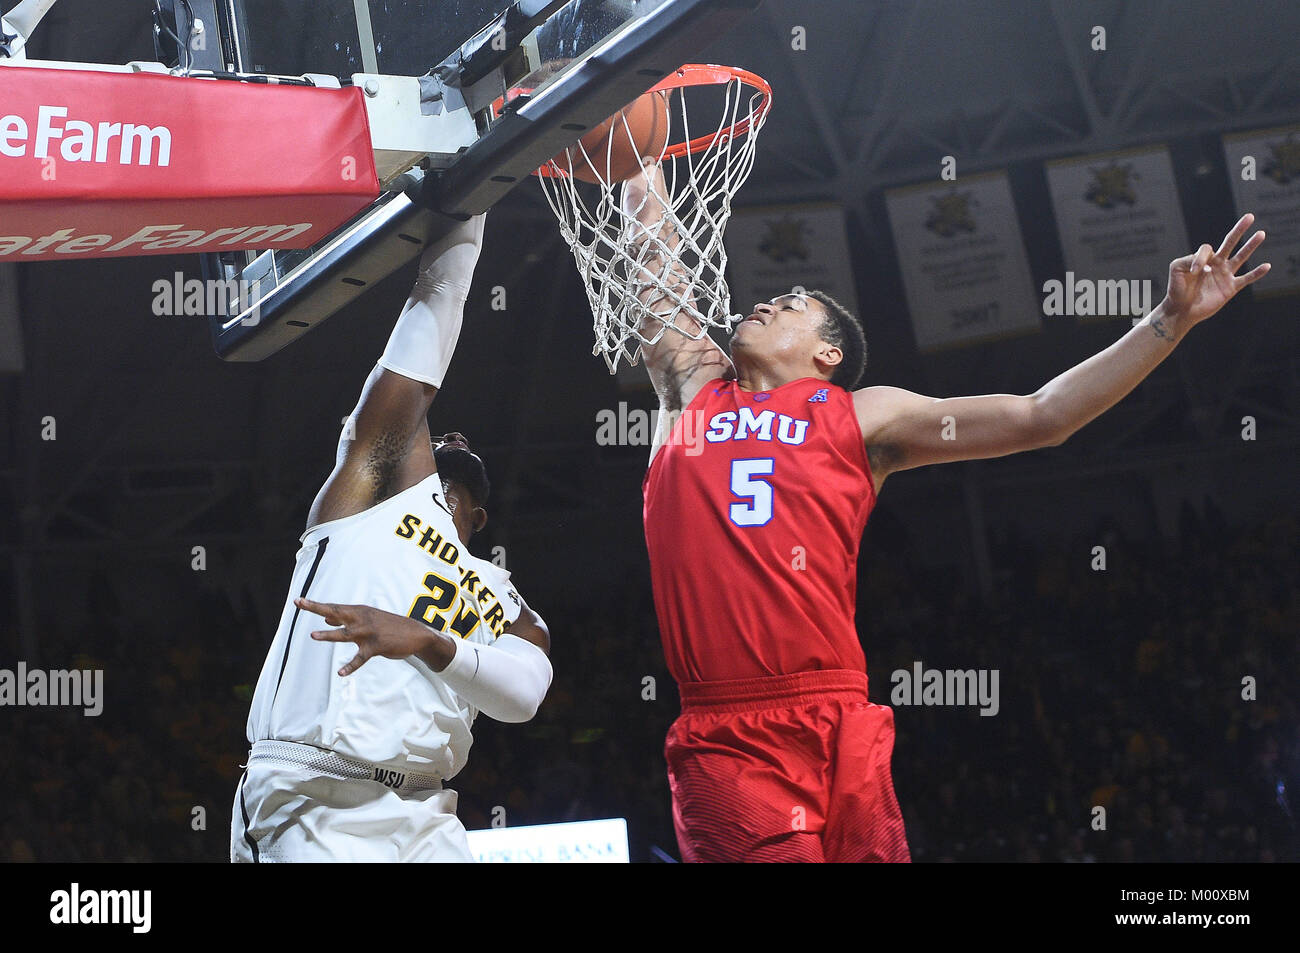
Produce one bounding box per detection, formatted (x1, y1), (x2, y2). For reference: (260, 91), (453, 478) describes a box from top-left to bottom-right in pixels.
(535, 64), (772, 373)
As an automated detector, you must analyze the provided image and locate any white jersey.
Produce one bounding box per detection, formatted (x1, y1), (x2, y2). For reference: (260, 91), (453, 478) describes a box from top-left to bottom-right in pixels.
(245, 471), (523, 780)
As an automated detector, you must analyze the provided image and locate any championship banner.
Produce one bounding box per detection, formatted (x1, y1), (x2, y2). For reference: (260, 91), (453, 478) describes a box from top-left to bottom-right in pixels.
(0, 263), (21, 372)
(726, 202), (860, 317)
(0, 67), (381, 262)
(884, 172), (1041, 352)
(1045, 146), (1187, 320)
(1222, 124), (1300, 297)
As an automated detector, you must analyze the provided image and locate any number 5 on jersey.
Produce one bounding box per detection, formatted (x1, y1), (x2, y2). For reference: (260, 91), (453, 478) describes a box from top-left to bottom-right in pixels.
(730, 458), (774, 527)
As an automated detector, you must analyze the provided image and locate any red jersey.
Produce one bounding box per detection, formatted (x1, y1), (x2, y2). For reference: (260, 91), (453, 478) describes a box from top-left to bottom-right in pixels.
(643, 377), (876, 684)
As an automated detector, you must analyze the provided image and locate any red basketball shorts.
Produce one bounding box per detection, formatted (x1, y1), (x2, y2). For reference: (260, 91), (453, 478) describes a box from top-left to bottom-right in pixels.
(664, 669), (910, 863)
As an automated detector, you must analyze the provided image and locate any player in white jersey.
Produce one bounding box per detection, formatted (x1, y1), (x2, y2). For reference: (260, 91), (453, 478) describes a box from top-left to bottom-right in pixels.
(231, 214), (554, 862)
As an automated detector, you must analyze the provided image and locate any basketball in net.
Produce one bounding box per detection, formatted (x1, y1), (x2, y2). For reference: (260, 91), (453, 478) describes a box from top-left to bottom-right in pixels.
(549, 89), (672, 184)
(536, 64), (773, 373)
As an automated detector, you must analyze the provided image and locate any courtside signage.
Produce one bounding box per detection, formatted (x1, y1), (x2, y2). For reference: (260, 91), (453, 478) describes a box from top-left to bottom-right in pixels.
(0, 67), (381, 261)
(465, 818), (631, 863)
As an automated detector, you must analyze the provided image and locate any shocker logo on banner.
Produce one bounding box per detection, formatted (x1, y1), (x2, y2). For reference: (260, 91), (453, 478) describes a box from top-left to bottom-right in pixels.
(758, 216), (810, 263)
(1085, 161), (1139, 209)
(1262, 135), (1300, 185)
(924, 192), (977, 238)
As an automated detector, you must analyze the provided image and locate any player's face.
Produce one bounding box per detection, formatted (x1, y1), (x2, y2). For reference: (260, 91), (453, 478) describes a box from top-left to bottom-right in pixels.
(730, 293), (828, 364)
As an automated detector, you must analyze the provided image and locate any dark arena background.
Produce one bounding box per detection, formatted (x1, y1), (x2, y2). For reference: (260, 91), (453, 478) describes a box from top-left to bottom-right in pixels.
(1, 0), (1297, 878)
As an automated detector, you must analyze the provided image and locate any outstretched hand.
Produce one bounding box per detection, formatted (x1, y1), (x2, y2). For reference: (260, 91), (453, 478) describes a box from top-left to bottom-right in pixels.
(1164, 213), (1269, 328)
(295, 597), (447, 677)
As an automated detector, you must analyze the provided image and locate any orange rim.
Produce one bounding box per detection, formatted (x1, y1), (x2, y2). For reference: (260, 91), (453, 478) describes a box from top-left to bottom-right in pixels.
(509, 63), (772, 179)
(646, 64), (773, 162)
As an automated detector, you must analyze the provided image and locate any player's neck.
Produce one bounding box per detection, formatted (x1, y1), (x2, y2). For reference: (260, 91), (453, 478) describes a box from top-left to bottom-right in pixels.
(734, 360), (814, 393)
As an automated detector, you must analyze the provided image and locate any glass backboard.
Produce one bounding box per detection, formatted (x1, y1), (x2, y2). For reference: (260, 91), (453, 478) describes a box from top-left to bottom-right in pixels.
(204, 0), (760, 360)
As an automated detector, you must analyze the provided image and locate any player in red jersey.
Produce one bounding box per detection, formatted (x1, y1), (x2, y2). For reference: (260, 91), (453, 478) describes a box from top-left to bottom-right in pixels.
(622, 158), (1269, 862)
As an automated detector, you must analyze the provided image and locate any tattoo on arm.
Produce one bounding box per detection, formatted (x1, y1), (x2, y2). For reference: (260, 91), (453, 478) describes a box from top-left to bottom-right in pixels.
(1149, 314), (1174, 340)
(650, 336), (729, 414)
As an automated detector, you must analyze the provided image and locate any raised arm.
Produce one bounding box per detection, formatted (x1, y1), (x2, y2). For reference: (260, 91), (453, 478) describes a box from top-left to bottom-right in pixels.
(855, 214), (1268, 493)
(621, 160), (732, 435)
(307, 214), (486, 529)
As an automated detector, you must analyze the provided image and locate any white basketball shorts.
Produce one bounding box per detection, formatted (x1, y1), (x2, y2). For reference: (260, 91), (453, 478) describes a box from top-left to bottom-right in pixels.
(230, 740), (473, 863)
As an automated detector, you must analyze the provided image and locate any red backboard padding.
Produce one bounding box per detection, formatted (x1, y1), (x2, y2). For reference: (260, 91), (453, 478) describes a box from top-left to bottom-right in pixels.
(0, 67), (381, 262)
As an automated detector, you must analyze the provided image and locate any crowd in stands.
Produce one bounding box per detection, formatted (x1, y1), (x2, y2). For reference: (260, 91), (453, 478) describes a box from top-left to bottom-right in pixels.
(2, 507), (1294, 862)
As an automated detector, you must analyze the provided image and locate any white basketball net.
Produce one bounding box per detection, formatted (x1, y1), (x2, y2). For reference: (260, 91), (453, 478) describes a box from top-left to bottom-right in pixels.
(537, 70), (770, 373)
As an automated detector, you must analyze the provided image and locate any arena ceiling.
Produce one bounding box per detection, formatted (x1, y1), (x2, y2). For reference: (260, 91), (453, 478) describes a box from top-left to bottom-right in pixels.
(4, 0), (1298, 587)
(25, 1), (1300, 195)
